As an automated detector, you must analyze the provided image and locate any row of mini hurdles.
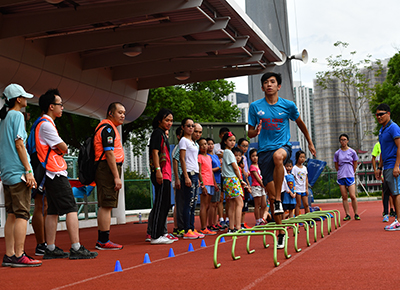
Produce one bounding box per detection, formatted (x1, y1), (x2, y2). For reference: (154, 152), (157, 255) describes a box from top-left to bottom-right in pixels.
(213, 209), (340, 268)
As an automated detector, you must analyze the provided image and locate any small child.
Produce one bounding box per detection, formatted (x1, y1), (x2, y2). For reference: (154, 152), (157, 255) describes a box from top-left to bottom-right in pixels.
(206, 138), (222, 231)
(232, 147), (251, 229)
(249, 149), (267, 225)
(221, 132), (245, 233)
(282, 160), (296, 219)
(198, 138), (218, 236)
(293, 150), (310, 216)
(214, 127), (230, 228)
(237, 138), (252, 229)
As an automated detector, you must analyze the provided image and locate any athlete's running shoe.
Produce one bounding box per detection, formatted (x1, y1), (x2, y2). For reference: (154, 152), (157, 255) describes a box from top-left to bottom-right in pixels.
(383, 215), (389, 222)
(385, 220), (400, 231)
(183, 229), (198, 239)
(199, 228), (217, 235)
(95, 240), (123, 250)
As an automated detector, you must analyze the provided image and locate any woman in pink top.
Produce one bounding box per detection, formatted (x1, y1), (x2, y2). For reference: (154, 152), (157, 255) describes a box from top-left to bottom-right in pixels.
(249, 149), (267, 225)
(198, 138), (219, 235)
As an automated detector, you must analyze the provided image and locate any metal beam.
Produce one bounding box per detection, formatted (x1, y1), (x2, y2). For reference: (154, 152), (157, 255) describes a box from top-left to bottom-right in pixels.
(0, 0), (203, 39)
(137, 65), (275, 90)
(82, 36), (249, 70)
(112, 51), (264, 81)
(45, 17), (230, 56)
(0, 0), (32, 7)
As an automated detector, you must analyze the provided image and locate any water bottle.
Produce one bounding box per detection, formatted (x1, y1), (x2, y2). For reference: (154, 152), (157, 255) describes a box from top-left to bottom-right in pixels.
(138, 212), (142, 224)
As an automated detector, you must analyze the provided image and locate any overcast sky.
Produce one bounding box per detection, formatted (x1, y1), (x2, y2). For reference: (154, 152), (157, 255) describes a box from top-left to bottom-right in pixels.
(229, 0), (400, 93)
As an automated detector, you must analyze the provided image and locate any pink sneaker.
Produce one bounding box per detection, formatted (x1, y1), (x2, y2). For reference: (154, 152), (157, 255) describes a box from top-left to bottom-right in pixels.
(193, 229), (205, 238)
(145, 234), (151, 242)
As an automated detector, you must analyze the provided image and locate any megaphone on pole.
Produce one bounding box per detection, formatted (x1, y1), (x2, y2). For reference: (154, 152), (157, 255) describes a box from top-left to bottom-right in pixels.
(288, 49), (308, 64)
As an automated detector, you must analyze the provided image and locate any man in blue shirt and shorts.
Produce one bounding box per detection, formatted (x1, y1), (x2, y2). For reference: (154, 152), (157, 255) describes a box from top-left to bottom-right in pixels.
(375, 103), (400, 230)
(248, 72), (316, 248)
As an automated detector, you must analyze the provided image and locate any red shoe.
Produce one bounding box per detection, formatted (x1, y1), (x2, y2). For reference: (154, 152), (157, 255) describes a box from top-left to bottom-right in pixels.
(193, 230), (205, 238)
(95, 240), (123, 250)
(145, 234), (151, 242)
(199, 228), (217, 235)
(11, 253), (42, 268)
(243, 223), (252, 229)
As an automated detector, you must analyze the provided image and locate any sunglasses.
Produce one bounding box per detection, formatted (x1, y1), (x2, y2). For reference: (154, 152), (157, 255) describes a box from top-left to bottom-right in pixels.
(185, 124), (195, 128)
(376, 112), (387, 117)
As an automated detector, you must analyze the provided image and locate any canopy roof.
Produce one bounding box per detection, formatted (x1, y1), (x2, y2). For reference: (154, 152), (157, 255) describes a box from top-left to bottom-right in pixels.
(0, 0), (281, 121)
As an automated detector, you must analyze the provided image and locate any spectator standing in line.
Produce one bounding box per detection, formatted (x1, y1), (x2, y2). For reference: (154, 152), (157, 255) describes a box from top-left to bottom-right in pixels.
(147, 108), (175, 244)
(93, 102), (126, 250)
(0, 84), (42, 267)
(37, 89), (97, 259)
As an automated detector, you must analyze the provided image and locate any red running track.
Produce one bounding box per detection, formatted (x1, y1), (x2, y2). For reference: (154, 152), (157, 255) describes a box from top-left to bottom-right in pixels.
(0, 200), (398, 289)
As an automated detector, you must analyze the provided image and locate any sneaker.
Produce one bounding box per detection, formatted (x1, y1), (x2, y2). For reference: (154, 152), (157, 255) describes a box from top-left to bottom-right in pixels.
(225, 220), (230, 228)
(150, 236), (174, 244)
(43, 246), (69, 259)
(385, 220), (400, 231)
(215, 222), (225, 230)
(95, 240), (123, 250)
(173, 228), (179, 236)
(164, 233), (179, 241)
(277, 234), (285, 249)
(183, 229), (199, 239)
(343, 215), (351, 221)
(69, 245), (98, 259)
(176, 229), (185, 238)
(145, 234), (151, 242)
(354, 214), (360, 220)
(383, 215), (389, 222)
(2, 254), (14, 267)
(11, 253), (42, 268)
(199, 228), (217, 236)
(219, 221), (227, 229)
(193, 230), (205, 239)
(274, 200), (284, 215)
(207, 225), (219, 232)
(242, 223), (252, 229)
(35, 243), (47, 256)
(227, 228), (237, 233)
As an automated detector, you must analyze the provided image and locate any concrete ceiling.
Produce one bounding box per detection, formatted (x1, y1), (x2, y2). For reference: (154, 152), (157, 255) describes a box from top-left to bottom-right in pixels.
(0, 0), (282, 121)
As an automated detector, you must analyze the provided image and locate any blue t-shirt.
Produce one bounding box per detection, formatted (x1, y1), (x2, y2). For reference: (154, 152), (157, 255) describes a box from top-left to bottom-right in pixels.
(379, 120), (400, 169)
(221, 149), (237, 178)
(283, 174), (296, 205)
(208, 153), (221, 183)
(248, 97), (299, 152)
(0, 110), (30, 185)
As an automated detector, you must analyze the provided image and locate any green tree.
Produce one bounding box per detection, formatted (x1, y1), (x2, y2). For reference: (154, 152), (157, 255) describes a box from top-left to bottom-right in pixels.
(314, 41), (382, 152)
(123, 79), (239, 155)
(124, 169), (152, 210)
(370, 51), (400, 129)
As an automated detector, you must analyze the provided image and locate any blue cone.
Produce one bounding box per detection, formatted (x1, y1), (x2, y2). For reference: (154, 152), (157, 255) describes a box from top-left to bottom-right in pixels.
(143, 253), (151, 264)
(188, 243), (194, 252)
(200, 239), (206, 247)
(114, 260), (123, 272)
(220, 237), (225, 243)
(168, 248), (175, 258)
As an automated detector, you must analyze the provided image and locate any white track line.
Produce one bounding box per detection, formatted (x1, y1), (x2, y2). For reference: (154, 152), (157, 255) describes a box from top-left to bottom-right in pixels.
(241, 210), (366, 290)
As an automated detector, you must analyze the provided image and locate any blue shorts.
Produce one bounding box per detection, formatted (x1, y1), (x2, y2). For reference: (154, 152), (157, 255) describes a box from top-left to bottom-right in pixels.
(337, 177), (355, 187)
(200, 185), (215, 196)
(383, 168), (400, 196)
(297, 192), (307, 197)
(258, 145), (292, 185)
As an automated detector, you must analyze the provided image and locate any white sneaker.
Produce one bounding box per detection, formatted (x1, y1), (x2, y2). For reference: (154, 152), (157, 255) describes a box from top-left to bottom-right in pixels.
(274, 200), (284, 215)
(150, 236), (174, 244)
(277, 234), (285, 249)
(384, 219), (398, 230)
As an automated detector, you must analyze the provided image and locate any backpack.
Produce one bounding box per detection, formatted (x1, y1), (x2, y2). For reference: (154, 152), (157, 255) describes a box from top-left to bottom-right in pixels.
(78, 123), (108, 185)
(26, 117), (51, 193)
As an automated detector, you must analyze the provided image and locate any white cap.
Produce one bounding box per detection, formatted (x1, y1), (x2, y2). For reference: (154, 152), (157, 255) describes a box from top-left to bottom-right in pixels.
(3, 84), (34, 101)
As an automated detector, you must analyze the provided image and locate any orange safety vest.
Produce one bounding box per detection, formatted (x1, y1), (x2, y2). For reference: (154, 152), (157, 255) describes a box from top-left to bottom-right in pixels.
(35, 116), (68, 172)
(93, 119), (124, 163)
